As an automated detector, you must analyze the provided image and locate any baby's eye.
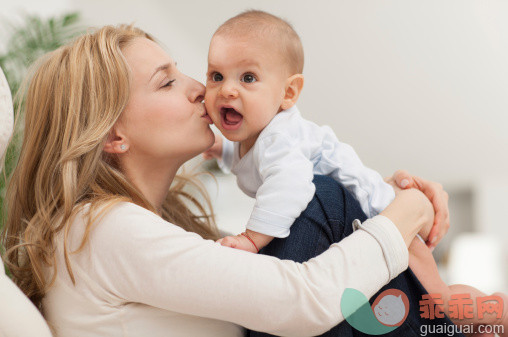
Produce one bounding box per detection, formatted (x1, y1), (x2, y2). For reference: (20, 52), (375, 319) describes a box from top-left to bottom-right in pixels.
(241, 73), (256, 83)
(211, 72), (223, 82)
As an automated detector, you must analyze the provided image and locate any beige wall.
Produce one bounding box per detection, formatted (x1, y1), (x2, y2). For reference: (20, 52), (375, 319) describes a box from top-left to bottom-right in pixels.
(66, 0), (508, 187)
(3, 0), (507, 185)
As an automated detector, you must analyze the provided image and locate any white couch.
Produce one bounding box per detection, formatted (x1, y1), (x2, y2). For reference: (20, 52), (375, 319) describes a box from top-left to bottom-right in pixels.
(0, 258), (52, 336)
(1, 67), (52, 336)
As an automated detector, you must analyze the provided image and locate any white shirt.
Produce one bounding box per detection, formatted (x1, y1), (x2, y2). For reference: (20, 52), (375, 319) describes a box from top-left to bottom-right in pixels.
(42, 202), (408, 337)
(220, 106), (395, 238)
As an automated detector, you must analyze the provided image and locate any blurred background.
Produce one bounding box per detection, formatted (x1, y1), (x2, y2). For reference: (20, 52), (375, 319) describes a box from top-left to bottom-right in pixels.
(1, 0), (507, 294)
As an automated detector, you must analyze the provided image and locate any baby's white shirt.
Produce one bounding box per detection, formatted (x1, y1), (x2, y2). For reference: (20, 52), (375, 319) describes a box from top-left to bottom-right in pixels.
(220, 105), (395, 238)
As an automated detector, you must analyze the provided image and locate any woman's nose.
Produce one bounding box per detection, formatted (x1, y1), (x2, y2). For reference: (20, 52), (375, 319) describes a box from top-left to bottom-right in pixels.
(187, 76), (205, 103)
(219, 80), (238, 99)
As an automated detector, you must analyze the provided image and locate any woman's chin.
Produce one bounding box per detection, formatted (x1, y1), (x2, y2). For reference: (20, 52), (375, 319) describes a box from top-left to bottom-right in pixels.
(199, 129), (216, 153)
(206, 128), (215, 145)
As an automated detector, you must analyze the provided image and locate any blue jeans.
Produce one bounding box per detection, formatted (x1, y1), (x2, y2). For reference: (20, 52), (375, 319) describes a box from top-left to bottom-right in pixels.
(248, 175), (465, 337)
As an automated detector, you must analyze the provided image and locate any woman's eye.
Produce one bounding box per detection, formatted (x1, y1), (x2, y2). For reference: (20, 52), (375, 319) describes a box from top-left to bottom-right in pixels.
(242, 74), (256, 83)
(212, 73), (223, 82)
(161, 79), (175, 88)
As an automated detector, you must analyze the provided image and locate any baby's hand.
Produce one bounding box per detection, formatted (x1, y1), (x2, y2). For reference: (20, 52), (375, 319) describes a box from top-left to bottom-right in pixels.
(202, 134), (223, 160)
(217, 234), (258, 253)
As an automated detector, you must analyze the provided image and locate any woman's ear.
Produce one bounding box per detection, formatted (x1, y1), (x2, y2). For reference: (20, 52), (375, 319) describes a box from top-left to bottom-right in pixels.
(281, 74), (304, 110)
(103, 126), (129, 154)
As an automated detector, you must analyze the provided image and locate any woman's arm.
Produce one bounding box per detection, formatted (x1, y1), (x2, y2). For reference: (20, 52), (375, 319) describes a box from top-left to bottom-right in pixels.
(83, 194), (432, 337)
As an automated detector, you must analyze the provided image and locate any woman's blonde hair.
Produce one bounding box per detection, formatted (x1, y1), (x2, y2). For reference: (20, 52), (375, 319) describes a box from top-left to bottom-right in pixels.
(1, 25), (219, 310)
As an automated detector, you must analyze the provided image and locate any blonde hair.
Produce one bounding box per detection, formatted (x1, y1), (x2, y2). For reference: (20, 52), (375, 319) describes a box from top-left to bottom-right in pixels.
(214, 10), (304, 74)
(1, 25), (219, 310)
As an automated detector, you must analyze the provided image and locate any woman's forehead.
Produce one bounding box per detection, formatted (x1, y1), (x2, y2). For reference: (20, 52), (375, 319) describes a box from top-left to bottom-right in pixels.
(123, 38), (174, 79)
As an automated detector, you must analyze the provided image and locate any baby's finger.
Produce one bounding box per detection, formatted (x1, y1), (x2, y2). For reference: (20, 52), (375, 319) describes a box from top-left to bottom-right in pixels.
(221, 236), (237, 248)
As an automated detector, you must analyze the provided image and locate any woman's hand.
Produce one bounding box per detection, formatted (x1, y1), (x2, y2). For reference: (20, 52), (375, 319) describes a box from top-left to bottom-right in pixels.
(380, 188), (434, 248)
(386, 170), (449, 249)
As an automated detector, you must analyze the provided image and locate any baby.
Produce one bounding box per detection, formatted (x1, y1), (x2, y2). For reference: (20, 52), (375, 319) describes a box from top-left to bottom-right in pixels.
(204, 10), (395, 252)
(204, 10), (507, 334)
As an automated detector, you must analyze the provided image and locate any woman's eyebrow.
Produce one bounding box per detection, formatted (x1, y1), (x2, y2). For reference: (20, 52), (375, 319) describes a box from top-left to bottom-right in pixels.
(149, 63), (171, 83)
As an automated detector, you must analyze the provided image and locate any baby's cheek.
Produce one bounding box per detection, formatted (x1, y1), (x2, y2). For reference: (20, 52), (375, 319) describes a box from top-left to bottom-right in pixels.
(204, 91), (215, 108)
(203, 100), (215, 117)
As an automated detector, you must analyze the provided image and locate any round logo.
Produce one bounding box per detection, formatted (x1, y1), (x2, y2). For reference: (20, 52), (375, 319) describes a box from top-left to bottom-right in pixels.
(371, 289), (410, 327)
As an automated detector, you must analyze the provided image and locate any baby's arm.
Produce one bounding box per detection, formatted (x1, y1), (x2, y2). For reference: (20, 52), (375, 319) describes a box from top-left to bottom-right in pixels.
(218, 135), (314, 252)
(220, 134), (315, 252)
(321, 129), (395, 217)
(248, 134), (316, 238)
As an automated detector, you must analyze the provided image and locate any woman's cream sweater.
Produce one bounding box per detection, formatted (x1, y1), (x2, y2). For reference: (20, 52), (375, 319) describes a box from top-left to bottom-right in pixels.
(43, 202), (408, 337)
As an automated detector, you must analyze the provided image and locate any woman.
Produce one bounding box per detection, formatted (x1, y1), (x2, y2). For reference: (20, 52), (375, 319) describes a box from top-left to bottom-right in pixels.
(1, 25), (452, 336)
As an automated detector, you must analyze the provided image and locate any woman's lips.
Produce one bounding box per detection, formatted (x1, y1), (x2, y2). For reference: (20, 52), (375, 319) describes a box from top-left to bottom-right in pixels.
(220, 107), (243, 131)
(201, 111), (213, 124)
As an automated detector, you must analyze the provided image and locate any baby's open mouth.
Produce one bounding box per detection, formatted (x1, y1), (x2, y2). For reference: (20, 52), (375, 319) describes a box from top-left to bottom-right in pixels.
(220, 106), (243, 130)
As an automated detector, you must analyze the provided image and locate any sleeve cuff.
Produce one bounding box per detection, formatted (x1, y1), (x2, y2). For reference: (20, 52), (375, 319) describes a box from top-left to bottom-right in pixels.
(353, 215), (409, 281)
(246, 207), (293, 238)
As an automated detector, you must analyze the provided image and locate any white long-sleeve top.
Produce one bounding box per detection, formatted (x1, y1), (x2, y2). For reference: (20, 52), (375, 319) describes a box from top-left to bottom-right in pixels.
(42, 201), (409, 337)
(219, 106), (395, 238)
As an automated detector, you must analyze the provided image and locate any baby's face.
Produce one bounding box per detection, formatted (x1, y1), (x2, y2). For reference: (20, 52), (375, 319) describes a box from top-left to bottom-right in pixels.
(205, 34), (289, 146)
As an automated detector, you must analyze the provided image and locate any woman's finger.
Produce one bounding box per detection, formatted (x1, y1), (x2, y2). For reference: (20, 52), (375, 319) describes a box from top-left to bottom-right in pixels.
(390, 170), (451, 247)
(393, 169), (415, 189)
(431, 212), (450, 249)
(426, 226), (439, 248)
(392, 173), (450, 248)
(418, 179), (450, 248)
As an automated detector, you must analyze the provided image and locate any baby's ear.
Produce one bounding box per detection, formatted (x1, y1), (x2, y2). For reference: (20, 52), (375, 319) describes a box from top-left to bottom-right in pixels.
(281, 74), (304, 110)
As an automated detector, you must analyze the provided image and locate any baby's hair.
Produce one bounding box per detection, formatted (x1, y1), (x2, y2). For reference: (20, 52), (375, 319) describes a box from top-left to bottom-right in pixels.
(214, 10), (304, 75)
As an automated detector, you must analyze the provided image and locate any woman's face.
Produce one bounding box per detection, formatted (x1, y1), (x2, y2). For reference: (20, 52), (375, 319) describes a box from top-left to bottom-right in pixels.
(118, 37), (214, 165)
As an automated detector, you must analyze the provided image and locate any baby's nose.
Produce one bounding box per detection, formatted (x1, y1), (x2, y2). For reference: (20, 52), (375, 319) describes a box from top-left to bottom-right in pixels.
(219, 81), (238, 98)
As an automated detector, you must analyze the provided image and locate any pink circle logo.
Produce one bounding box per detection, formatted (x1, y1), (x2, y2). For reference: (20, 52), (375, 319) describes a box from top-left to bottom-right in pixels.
(371, 289), (410, 327)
